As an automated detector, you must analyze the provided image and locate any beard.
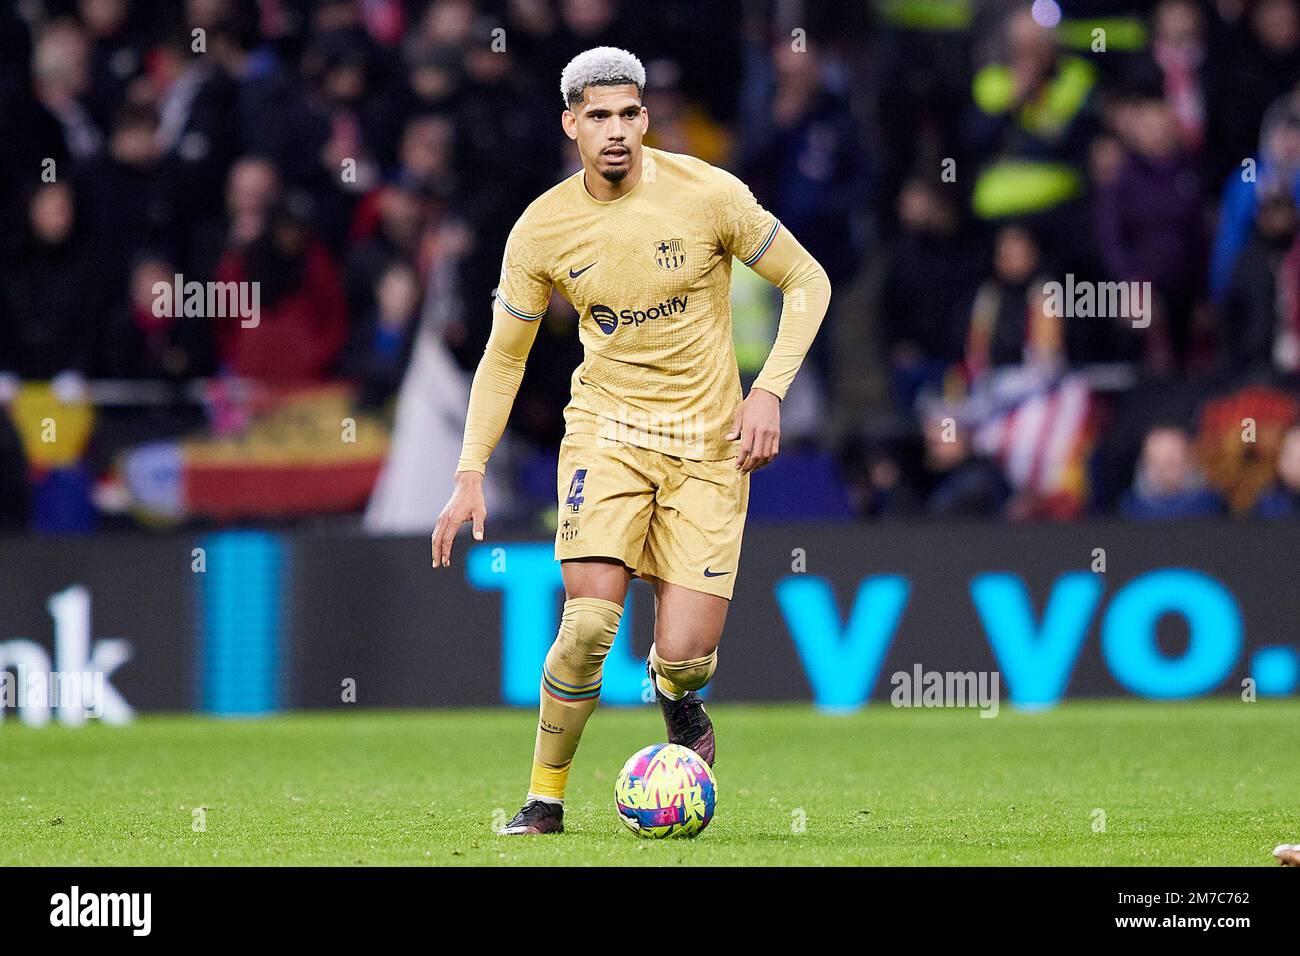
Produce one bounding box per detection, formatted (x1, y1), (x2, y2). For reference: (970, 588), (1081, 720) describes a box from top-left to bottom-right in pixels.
(600, 164), (629, 184)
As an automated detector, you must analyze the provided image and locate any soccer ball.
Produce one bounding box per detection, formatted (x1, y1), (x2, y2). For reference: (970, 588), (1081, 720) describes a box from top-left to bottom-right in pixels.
(614, 743), (716, 838)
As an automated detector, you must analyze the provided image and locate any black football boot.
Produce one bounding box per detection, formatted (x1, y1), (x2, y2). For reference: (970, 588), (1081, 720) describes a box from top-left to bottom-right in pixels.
(500, 799), (564, 835)
(647, 657), (715, 767)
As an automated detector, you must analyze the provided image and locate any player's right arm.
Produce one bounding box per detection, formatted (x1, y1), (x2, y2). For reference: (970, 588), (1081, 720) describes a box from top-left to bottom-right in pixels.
(433, 218), (551, 568)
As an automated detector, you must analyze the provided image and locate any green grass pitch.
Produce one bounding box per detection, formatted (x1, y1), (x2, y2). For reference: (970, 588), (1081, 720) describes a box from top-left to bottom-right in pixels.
(3, 699), (1297, 866)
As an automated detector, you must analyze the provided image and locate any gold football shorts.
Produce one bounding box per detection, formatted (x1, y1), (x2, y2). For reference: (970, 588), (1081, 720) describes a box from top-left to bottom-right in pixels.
(554, 432), (750, 599)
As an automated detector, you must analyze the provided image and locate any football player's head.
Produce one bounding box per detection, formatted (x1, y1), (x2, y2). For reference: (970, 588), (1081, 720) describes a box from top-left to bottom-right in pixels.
(559, 47), (648, 186)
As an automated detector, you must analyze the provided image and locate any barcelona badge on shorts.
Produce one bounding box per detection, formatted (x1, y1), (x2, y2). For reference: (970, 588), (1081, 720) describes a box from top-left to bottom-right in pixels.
(654, 238), (686, 271)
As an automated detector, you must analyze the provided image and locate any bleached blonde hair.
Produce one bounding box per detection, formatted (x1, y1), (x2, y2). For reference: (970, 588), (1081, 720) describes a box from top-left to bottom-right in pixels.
(559, 47), (646, 108)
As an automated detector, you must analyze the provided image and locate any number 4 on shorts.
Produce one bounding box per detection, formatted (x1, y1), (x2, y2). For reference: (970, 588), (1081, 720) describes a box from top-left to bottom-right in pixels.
(565, 468), (587, 512)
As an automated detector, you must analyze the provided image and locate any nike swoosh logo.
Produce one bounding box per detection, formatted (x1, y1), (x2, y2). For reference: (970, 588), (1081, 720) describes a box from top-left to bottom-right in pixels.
(568, 262), (597, 279)
(703, 567), (731, 578)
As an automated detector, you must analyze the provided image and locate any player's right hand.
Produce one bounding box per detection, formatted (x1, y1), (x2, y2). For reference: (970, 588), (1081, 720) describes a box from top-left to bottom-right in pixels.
(432, 472), (488, 568)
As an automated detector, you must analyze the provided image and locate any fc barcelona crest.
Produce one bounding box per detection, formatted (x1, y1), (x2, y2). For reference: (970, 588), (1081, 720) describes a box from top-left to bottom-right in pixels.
(654, 238), (686, 271)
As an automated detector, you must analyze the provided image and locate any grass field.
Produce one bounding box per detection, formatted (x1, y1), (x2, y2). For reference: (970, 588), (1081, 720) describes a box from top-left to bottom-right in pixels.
(2, 699), (1297, 866)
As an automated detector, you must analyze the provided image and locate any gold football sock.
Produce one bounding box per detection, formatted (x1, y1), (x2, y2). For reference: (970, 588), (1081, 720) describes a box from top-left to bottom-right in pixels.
(528, 597), (623, 801)
(649, 647), (718, 701)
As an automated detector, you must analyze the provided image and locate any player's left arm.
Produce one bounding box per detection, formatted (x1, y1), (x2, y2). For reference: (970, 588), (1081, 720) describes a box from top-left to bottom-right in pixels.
(715, 168), (832, 473)
(727, 226), (832, 473)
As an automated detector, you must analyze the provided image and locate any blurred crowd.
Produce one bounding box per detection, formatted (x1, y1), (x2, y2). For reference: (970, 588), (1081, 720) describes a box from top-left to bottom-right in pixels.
(0, 0), (1298, 531)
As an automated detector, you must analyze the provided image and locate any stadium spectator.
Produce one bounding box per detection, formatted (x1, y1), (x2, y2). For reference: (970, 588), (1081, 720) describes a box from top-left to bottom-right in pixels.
(79, 0), (148, 129)
(451, 37), (560, 364)
(98, 252), (214, 380)
(1120, 425), (1225, 518)
(302, 20), (404, 245)
(964, 224), (1060, 380)
(1095, 93), (1205, 371)
(735, 38), (868, 403)
(962, 8), (1097, 232)
(1151, 0), (1208, 154)
(391, 113), (459, 197)
(455, 27), (564, 210)
(840, 439), (922, 518)
(0, 8), (64, 226)
(920, 412), (1011, 517)
(1211, 90), (1300, 304)
(0, 404), (29, 530)
(304, 5), (403, 175)
(641, 58), (731, 166)
(1221, 188), (1300, 375)
(213, 197), (348, 386)
(0, 181), (102, 379)
(402, 44), (463, 116)
(341, 261), (421, 410)
(344, 175), (434, 323)
(741, 41), (867, 292)
(1254, 423), (1300, 515)
(77, 101), (177, 294)
(31, 18), (102, 161)
(869, 0), (970, 236)
(1205, 0), (1300, 187)
(188, 153), (283, 287)
(223, 155), (282, 249)
(880, 179), (981, 411)
(146, 31), (241, 246)
(207, 9), (326, 188)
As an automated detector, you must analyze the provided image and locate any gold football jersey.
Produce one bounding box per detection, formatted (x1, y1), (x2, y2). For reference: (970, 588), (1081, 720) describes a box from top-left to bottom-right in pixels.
(494, 147), (781, 460)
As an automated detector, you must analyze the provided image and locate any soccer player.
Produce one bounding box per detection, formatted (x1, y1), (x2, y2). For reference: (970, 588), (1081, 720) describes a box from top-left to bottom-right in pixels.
(431, 47), (831, 835)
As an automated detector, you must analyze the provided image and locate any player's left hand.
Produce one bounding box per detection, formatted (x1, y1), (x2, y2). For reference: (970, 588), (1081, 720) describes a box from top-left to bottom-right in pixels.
(726, 387), (781, 474)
